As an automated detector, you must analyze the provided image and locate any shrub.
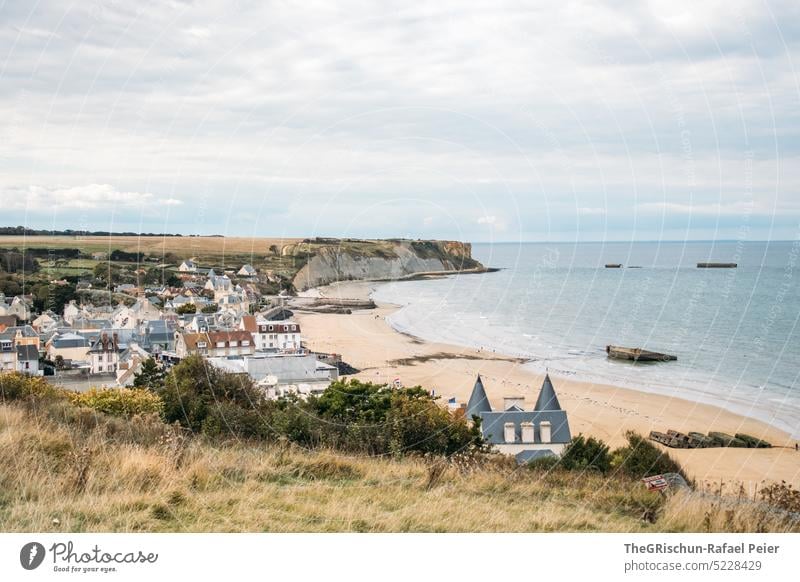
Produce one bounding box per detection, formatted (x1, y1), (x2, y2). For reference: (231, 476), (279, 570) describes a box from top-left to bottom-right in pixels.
(0, 372), (60, 402)
(156, 355), (267, 435)
(560, 434), (611, 473)
(611, 431), (689, 482)
(66, 388), (164, 418)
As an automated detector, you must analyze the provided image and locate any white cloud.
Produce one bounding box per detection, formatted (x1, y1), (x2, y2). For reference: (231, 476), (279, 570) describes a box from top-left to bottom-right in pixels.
(477, 215), (497, 225)
(2, 184), (183, 212)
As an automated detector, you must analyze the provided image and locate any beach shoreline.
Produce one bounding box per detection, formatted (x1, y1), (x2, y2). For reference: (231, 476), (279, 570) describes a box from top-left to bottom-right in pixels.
(295, 280), (800, 489)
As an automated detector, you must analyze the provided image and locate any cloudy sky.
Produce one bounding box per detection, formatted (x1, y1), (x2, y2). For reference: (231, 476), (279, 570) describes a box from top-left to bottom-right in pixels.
(1, 0), (798, 241)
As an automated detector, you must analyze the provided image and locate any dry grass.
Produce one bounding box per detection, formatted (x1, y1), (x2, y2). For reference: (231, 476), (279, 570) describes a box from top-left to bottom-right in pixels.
(0, 404), (797, 533)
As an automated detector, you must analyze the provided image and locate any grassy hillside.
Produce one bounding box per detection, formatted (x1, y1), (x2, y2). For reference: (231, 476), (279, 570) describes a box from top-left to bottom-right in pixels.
(1, 403), (797, 533)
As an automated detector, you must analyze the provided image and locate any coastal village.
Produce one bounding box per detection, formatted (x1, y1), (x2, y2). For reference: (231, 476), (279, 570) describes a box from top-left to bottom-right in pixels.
(0, 259), (343, 400)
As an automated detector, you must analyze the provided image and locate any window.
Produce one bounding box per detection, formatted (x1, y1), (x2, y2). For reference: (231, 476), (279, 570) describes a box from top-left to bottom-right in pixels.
(197, 342), (207, 349)
(230, 341), (238, 347)
(216, 342), (225, 348)
(268, 325), (274, 331)
(241, 341), (250, 347)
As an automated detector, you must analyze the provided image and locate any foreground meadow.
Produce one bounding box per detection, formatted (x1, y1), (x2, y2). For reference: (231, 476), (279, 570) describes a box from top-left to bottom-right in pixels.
(1, 403), (797, 533)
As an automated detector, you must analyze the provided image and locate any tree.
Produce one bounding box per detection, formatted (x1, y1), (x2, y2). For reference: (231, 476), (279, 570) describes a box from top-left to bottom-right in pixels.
(133, 358), (166, 390)
(201, 304), (218, 314)
(156, 355), (268, 437)
(176, 303), (197, 315)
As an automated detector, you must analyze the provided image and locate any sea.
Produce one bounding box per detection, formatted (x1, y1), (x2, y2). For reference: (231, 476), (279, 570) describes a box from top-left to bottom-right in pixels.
(372, 241), (800, 437)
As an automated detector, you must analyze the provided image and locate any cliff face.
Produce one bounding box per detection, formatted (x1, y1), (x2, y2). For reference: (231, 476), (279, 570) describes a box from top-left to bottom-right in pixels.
(291, 240), (482, 291)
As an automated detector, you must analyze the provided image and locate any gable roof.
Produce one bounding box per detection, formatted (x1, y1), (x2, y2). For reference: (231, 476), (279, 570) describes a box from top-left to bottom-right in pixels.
(533, 373), (562, 411)
(466, 375), (492, 417)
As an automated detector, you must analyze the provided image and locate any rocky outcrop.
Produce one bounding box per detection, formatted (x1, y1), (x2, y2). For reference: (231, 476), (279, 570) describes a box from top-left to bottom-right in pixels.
(291, 240), (483, 291)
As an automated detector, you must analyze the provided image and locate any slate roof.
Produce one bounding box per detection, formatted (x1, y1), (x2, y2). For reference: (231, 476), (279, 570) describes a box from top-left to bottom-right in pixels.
(16, 344), (39, 361)
(466, 375), (491, 417)
(480, 410), (571, 445)
(534, 373), (562, 411)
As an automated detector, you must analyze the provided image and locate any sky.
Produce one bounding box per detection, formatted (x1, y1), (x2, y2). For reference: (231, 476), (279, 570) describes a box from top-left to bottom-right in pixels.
(1, 0), (799, 242)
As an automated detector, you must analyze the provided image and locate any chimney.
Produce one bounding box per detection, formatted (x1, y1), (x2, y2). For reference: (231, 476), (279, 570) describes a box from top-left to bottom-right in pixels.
(540, 421), (552, 444)
(521, 422), (535, 443)
(503, 397), (524, 410)
(503, 422), (516, 443)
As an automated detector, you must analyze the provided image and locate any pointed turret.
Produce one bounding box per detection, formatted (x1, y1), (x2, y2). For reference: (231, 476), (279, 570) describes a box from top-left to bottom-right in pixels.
(533, 373), (562, 411)
(466, 374), (492, 418)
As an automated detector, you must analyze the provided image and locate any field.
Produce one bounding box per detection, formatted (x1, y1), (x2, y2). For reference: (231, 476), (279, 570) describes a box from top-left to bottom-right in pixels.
(0, 236), (301, 258)
(1, 403), (797, 533)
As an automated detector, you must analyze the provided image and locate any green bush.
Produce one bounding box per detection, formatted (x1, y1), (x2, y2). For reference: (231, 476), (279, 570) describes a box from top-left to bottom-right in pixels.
(0, 372), (60, 401)
(66, 387), (164, 418)
(611, 431), (689, 482)
(156, 355), (267, 435)
(560, 434), (611, 473)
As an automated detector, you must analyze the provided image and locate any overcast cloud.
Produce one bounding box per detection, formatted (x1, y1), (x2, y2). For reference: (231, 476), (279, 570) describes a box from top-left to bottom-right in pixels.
(1, 0), (798, 241)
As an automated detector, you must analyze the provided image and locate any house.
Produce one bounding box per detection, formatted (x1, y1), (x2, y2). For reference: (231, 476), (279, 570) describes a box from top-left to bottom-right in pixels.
(184, 314), (210, 333)
(110, 305), (138, 329)
(240, 316), (302, 352)
(116, 342), (152, 386)
(15, 344), (40, 375)
(178, 260), (198, 273)
(237, 264), (257, 277)
(217, 292), (249, 315)
(46, 332), (91, 366)
(63, 300), (81, 325)
(32, 311), (61, 333)
(0, 296), (31, 321)
(205, 274), (233, 298)
(0, 335), (16, 372)
(207, 352), (338, 398)
(466, 374), (571, 462)
(91, 251), (108, 261)
(175, 330), (255, 358)
(87, 333), (122, 374)
(140, 319), (176, 352)
(2, 325), (40, 350)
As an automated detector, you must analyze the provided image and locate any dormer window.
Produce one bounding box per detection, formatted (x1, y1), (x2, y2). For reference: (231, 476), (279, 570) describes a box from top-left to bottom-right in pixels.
(241, 341), (250, 347)
(229, 341), (238, 347)
(197, 342), (207, 349)
(216, 341), (225, 348)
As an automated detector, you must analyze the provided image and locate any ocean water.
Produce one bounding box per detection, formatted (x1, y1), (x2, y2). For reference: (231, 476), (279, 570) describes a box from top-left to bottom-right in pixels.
(372, 241), (800, 437)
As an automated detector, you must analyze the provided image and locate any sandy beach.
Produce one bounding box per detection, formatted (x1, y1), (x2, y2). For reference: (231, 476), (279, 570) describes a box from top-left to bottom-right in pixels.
(296, 281), (800, 491)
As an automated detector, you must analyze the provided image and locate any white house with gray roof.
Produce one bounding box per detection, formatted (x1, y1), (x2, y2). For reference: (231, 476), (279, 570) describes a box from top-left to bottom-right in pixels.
(466, 374), (572, 463)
